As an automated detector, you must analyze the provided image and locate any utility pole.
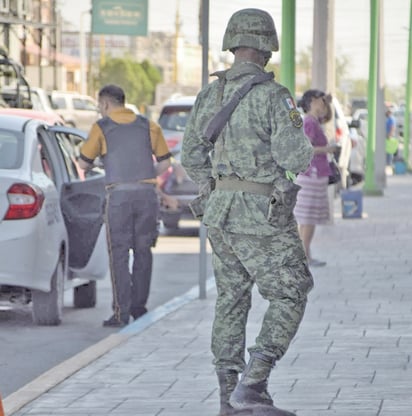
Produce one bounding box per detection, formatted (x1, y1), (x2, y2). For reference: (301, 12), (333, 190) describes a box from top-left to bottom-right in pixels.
(312, 0), (336, 221)
(280, 0), (296, 96)
(312, 0), (335, 150)
(87, 31), (93, 96)
(403, 2), (412, 168)
(312, 0), (335, 94)
(52, 0), (58, 90)
(173, 1), (181, 84)
(99, 35), (105, 67)
(80, 10), (88, 95)
(364, 0), (383, 195)
(199, 0), (209, 300)
(374, 0), (386, 192)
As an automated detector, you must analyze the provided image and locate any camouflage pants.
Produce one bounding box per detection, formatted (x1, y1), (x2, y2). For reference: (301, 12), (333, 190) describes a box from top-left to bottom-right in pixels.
(208, 226), (313, 373)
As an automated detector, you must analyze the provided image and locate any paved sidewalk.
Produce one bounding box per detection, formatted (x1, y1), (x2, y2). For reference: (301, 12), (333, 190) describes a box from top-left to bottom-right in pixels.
(5, 174), (412, 416)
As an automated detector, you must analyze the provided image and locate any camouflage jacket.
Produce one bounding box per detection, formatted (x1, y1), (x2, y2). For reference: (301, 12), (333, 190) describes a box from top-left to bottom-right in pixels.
(181, 61), (313, 235)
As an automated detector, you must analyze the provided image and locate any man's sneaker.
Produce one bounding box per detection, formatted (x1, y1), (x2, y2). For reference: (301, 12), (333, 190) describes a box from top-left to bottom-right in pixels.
(131, 306), (148, 320)
(103, 315), (129, 328)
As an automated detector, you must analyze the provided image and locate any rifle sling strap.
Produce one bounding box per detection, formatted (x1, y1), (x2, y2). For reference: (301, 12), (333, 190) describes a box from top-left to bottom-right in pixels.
(204, 71), (274, 144)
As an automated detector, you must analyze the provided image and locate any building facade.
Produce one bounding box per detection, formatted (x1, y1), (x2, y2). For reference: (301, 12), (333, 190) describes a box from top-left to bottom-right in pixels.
(0, 1), (213, 107)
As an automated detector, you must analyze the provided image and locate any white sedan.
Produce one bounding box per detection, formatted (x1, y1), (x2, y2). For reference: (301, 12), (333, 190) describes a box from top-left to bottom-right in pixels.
(0, 110), (108, 325)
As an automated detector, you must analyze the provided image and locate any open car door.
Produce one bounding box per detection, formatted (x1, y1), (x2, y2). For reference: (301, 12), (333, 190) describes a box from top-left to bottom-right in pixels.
(48, 126), (109, 280)
(60, 175), (108, 279)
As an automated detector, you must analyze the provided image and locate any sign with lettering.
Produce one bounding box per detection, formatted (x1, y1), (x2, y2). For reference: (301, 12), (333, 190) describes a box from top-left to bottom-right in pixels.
(91, 0), (148, 36)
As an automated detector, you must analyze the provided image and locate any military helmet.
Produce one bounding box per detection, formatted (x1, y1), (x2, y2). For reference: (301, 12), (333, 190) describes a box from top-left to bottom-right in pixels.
(222, 8), (279, 53)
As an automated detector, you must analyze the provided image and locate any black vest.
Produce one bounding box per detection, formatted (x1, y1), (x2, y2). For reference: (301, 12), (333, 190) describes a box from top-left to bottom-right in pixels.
(98, 116), (156, 185)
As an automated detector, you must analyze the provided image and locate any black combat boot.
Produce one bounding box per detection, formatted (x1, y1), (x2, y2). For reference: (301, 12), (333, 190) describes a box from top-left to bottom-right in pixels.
(216, 370), (253, 416)
(216, 369), (238, 416)
(229, 352), (296, 416)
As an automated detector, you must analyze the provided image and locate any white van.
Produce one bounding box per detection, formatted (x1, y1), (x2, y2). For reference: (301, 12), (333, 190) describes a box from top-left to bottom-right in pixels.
(50, 91), (100, 132)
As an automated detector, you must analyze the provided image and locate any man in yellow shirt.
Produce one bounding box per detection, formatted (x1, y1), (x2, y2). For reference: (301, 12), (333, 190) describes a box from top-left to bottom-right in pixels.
(78, 84), (171, 327)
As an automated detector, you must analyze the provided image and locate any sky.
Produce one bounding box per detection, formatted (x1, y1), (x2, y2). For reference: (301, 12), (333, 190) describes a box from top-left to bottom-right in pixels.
(57, 0), (410, 87)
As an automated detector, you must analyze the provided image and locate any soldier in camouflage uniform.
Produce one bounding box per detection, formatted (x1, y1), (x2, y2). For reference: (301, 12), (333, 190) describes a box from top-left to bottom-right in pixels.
(181, 8), (314, 416)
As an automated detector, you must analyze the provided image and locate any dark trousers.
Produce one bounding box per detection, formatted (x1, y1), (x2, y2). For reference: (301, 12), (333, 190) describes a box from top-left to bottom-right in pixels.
(104, 184), (159, 321)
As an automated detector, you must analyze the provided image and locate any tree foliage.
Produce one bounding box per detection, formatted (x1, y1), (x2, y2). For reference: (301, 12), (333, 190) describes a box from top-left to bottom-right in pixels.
(265, 62), (280, 80)
(296, 46), (313, 93)
(93, 57), (162, 106)
(350, 79), (368, 98)
(296, 46), (354, 96)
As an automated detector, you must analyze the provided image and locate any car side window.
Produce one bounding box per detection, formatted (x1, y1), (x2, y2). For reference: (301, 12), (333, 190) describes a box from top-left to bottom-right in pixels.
(72, 98), (97, 112)
(159, 105), (192, 132)
(72, 98), (83, 110)
(54, 132), (81, 181)
(0, 131), (22, 169)
(38, 143), (56, 182)
(52, 96), (66, 109)
(82, 99), (98, 111)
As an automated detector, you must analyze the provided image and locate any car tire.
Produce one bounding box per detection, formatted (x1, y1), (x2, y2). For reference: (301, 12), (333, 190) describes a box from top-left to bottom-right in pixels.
(73, 281), (97, 308)
(31, 257), (64, 326)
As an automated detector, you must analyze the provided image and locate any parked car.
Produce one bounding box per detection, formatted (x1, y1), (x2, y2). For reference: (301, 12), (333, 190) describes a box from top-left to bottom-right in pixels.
(0, 110), (108, 325)
(30, 87), (57, 113)
(50, 91), (100, 131)
(0, 48), (32, 109)
(158, 95), (196, 152)
(332, 96), (353, 188)
(351, 108), (368, 137)
(157, 96), (198, 229)
(393, 107), (405, 138)
(349, 109), (369, 184)
(1, 86), (57, 114)
(347, 119), (366, 185)
(350, 97), (367, 116)
(157, 143), (199, 229)
(0, 107), (64, 125)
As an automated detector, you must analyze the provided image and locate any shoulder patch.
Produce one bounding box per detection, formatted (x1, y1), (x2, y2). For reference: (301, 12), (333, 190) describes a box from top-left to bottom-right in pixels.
(289, 109), (303, 128)
(282, 96), (296, 110)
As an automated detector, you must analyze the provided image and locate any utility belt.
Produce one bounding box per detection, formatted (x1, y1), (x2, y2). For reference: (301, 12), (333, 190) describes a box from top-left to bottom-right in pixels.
(216, 175), (301, 227)
(105, 181), (156, 191)
(215, 176), (272, 197)
(189, 174), (300, 227)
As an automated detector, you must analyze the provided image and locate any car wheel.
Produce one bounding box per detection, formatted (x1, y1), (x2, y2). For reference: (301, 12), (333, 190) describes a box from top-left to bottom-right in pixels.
(31, 257), (64, 326)
(162, 212), (180, 229)
(73, 281), (97, 308)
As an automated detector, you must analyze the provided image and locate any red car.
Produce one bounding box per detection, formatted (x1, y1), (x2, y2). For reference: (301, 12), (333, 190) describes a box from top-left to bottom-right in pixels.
(157, 96), (199, 229)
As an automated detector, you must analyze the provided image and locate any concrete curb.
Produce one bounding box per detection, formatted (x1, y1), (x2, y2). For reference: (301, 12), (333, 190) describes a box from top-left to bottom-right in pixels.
(4, 277), (215, 416)
(119, 277), (215, 335)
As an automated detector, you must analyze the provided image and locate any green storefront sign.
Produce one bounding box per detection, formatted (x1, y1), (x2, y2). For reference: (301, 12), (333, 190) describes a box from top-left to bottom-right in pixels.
(91, 0), (148, 36)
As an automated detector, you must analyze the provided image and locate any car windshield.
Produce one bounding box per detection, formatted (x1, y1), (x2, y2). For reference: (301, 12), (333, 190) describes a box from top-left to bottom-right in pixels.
(0, 130), (24, 169)
(158, 106), (192, 132)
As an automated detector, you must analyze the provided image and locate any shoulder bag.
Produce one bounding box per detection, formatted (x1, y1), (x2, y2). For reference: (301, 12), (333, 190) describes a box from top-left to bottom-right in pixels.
(328, 157), (341, 185)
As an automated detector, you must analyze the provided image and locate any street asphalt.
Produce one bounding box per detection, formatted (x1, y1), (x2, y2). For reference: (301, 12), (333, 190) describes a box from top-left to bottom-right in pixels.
(4, 173), (412, 416)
